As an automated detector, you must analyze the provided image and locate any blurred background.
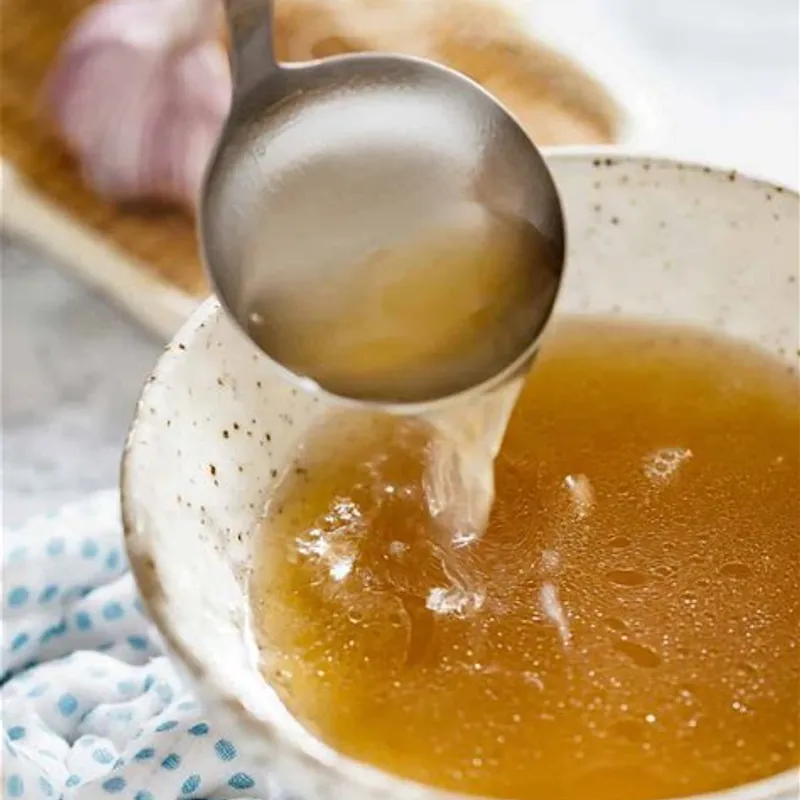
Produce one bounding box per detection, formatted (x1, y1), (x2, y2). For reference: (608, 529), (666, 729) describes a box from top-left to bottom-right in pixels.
(2, 0), (799, 526)
(523, 0), (799, 183)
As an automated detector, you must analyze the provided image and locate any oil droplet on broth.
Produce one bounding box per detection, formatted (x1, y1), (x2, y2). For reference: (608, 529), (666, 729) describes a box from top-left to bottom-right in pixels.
(611, 637), (663, 669)
(720, 562), (754, 579)
(606, 568), (651, 587)
(251, 318), (799, 800)
(604, 616), (630, 634)
(607, 535), (632, 549)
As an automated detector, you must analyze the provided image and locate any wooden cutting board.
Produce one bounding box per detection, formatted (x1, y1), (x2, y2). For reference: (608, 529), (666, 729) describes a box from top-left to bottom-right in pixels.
(1, 0), (620, 339)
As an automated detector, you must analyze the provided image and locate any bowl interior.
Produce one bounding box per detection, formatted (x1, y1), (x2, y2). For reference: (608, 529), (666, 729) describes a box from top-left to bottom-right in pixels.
(123, 154), (798, 800)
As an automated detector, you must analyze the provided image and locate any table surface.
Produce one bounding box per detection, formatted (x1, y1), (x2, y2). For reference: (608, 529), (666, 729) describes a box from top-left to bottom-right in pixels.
(2, 236), (161, 527)
(2, 2), (798, 527)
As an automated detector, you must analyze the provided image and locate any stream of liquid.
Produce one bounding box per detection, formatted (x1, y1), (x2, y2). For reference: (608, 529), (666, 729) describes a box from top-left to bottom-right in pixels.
(247, 203), (559, 545)
(252, 318), (799, 800)
(421, 378), (524, 545)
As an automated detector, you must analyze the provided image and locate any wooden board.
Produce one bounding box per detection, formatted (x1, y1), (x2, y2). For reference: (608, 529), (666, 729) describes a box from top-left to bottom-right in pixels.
(2, 162), (198, 339)
(1, 0), (621, 339)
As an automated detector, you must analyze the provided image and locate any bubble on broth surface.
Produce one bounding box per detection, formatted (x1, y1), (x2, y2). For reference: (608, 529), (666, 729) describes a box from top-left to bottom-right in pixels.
(642, 446), (693, 485)
(252, 318), (799, 800)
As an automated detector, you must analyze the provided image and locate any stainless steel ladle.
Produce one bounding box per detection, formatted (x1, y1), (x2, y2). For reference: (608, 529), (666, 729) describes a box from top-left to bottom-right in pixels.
(200, 0), (566, 409)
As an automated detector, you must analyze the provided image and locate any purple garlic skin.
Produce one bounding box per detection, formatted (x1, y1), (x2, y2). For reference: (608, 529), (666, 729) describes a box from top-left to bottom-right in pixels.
(45, 0), (232, 209)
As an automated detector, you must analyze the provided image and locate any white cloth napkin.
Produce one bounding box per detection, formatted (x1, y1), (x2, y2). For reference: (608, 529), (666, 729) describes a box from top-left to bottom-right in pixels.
(2, 491), (277, 800)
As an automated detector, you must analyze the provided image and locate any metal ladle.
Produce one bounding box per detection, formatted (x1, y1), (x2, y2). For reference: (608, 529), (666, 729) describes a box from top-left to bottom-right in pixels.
(200, 0), (566, 409)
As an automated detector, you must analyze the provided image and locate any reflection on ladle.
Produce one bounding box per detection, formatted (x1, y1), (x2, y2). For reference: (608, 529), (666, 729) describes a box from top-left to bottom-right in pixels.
(202, 0), (566, 407)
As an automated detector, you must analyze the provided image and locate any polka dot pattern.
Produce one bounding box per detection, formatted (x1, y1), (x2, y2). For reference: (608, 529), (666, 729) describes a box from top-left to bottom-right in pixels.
(156, 684), (174, 704)
(103, 602), (125, 621)
(215, 739), (238, 762)
(228, 772), (256, 790)
(2, 492), (282, 800)
(181, 773), (201, 795)
(101, 776), (126, 793)
(39, 585), (59, 604)
(188, 723), (209, 737)
(106, 549), (122, 571)
(40, 620), (68, 645)
(58, 693), (78, 717)
(94, 747), (115, 764)
(6, 774), (24, 797)
(127, 635), (149, 651)
(75, 611), (93, 631)
(46, 538), (65, 556)
(8, 587), (29, 607)
(161, 753), (181, 770)
(81, 539), (99, 559)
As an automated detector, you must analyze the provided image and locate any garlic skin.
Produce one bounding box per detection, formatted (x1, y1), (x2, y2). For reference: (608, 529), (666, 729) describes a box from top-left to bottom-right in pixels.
(45, 0), (231, 209)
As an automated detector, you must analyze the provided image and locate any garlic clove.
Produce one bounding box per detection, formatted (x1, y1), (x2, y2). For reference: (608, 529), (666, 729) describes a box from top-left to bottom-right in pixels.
(44, 0), (231, 209)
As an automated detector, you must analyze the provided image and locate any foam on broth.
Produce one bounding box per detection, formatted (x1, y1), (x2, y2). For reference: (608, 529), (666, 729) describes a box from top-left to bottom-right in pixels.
(251, 317), (799, 800)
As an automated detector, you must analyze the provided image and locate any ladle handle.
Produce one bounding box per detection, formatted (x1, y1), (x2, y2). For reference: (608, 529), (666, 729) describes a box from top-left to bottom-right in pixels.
(224, 0), (277, 97)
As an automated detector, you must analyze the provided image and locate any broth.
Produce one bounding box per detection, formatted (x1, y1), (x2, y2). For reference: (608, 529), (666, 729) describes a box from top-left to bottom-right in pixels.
(252, 318), (799, 800)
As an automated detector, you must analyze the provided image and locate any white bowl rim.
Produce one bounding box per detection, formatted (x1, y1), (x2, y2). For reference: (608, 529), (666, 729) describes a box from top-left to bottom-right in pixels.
(122, 150), (799, 800)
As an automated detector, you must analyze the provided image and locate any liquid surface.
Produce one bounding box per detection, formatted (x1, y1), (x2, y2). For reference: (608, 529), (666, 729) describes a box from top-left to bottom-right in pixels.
(247, 204), (558, 404)
(252, 319), (799, 800)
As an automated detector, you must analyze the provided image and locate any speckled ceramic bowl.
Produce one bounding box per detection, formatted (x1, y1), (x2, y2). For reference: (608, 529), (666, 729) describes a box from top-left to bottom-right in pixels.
(122, 153), (799, 800)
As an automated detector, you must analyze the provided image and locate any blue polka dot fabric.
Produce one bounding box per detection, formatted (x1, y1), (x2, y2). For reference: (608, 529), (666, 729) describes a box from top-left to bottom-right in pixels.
(2, 492), (267, 799)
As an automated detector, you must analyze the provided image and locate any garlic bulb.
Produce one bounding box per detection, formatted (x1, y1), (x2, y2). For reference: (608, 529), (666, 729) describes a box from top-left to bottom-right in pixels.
(45, 0), (231, 209)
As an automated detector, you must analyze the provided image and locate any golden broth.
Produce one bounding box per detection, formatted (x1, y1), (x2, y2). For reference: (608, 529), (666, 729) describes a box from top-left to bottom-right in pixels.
(252, 318), (799, 800)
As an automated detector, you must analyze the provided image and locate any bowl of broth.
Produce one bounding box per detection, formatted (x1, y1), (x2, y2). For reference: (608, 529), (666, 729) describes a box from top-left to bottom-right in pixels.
(122, 153), (799, 800)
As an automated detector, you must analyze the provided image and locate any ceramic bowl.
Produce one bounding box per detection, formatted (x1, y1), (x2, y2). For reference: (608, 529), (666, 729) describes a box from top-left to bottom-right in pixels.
(122, 153), (799, 800)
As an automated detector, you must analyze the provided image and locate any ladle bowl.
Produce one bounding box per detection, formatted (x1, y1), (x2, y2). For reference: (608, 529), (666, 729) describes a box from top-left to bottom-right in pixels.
(200, 0), (565, 407)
